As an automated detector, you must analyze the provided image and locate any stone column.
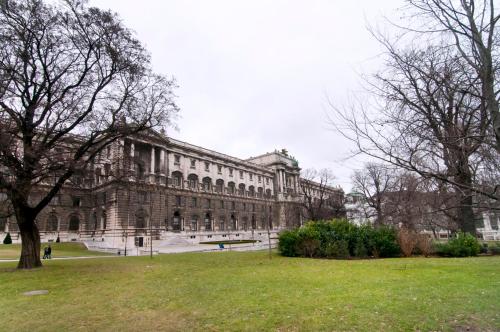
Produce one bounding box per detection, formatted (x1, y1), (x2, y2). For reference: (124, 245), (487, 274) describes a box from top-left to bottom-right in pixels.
(130, 142), (135, 171)
(150, 146), (155, 174)
(281, 171), (286, 192)
(160, 149), (165, 175)
(277, 170), (282, 193)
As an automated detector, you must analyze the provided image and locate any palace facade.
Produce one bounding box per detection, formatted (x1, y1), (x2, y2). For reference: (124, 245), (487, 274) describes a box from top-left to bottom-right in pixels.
(0, 131), (344, 251)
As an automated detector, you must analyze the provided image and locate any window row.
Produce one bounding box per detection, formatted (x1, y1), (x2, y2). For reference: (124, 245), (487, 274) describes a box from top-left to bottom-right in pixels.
(174, 196), (273, 212)
(171, 172), (272, 197)
(172, 156), (270, 183)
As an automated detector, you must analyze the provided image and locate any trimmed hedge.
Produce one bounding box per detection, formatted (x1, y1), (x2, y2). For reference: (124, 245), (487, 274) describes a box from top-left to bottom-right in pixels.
(278, 219), (401, 259)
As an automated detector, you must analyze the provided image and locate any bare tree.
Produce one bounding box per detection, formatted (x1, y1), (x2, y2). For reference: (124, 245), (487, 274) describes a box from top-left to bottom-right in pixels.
(351, 163), (397, 227)
(333, 43), (499, 234)
(403, 0), (500, 151)
(299, 168), (343, 221)
(0, 0), (179, 268)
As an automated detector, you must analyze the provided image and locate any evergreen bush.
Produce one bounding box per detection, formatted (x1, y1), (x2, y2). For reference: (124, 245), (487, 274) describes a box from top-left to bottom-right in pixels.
(3, 232), (12, 244)
(278, 219), (401, 259)
(434, 232), (480, 257)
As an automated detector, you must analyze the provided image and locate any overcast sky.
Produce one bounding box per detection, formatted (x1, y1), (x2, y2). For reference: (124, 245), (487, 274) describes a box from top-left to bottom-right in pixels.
(90, 0), (404, 191)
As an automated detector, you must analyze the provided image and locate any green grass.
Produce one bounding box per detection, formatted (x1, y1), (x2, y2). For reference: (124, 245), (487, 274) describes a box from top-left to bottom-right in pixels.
(0, 252), (499, 331)
(0, 242), (109, 259)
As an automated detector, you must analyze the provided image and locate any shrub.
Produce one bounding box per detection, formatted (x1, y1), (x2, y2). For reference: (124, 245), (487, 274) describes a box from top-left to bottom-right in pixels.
(435, 232), (480, 257)
(488, 242), (500, 255)
(354, 239), (368, 258)
(480, 243), (489, 254)
(3, 232), (12, 244)
(397, 228), (417, 257)
(370, 226), (401, 258)
(416, 234), (433, 257)
(328, 239), (350, 259)
(278, 220), (401, 259)
(278, 230), (300, 257)
(295, 225), (321, 258)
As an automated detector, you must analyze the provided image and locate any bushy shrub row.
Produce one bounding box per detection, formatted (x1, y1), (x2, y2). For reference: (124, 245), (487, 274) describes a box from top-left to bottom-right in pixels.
(278, 219), (401, 259)
(434, 232), (481, 257)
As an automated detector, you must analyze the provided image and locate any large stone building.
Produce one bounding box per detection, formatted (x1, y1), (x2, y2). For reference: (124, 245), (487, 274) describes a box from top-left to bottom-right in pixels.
(0, 131), (344, 251)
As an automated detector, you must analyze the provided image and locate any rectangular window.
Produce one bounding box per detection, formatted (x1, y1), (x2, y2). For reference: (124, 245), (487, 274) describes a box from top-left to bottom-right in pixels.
(229, 168), (233, 176)
(174, 155), (181, 164)
(175, 195), (181, 206)
(249, 173), (253, 181)
(220, 200), (224, 209)
(258, 175), (261, 183)
(206, 199), (211, 209)
(266, 178), (269, 185)
(252, 203), (255, 212)
(239, 170), (244, 179)
(217, 165), (222, 174)
(72, 197), (81, 207)
(242, 203), (246, 211)
(205, 162), (210, 171)
(190, 159), (196, 168)
(191, 197), (197, 208)
(231, 201), (236, 210)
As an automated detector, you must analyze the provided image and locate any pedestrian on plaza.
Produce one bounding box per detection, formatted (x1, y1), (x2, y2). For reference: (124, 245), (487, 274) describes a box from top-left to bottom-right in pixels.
(47, 245), (52, 259)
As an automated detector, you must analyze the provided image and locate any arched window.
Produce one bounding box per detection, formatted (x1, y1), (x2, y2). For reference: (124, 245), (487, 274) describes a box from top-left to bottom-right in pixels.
(230, 214), (237, 230)
(238, 183), (246, 196)
(242, 216), (248, 231)
(171, 171), (183, 187)
(172, 211), (181, 231)
(188, 174), (198, 190)
(136, 209), (146, 229)
(219, 216), (225, 231)
(101, 210), (107, 230)
(257, 187), (263, 198)
(92, 212), (98, 230)
(215, 179), (224, 193)
(248, 186), (255, 197)
(227, 182), (235, 194)
(69, 215), (80, 231)
(204, 213), (211, 231)
(47, 213), (58, 232)
(191, 216), (198, 231)
(202, 177), (212, 192)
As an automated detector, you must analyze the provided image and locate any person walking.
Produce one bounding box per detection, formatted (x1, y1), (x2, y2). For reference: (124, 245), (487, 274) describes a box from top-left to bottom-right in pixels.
(42, 246), (48, 259)
(47, 245), (52, 259)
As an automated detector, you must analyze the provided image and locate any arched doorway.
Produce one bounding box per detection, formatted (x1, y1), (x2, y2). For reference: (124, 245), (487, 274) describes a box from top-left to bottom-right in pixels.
(204, 213), (212, 231)
(68, 215), (80, 231)
(47, 213), (58, 232)
(172, 211), (182, 231)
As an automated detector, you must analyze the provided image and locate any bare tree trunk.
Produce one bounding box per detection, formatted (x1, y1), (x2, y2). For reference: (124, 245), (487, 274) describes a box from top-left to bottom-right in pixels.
(17, 215), (42, 269)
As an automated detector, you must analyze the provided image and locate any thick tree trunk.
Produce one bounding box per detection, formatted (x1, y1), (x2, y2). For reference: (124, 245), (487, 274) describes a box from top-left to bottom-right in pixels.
(456, 193), (476, 235)
(17, 216), (42, 269)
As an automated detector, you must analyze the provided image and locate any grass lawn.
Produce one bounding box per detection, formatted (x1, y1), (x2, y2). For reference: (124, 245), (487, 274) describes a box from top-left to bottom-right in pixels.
(0, 252), (499, 331)
(0, 242), (109, 259)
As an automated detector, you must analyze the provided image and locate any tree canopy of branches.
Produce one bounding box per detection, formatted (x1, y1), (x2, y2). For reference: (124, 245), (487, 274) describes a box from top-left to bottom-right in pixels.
(351, 163), (396, 227)
(405, 0), (500, 151)
(299, 168), (344, 221)
(0, 0), (179, 268)
(334, 26), (499, 234)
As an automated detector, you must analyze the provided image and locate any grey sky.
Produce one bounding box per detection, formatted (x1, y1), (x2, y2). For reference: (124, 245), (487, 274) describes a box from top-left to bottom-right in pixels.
(90, 0), (404, 191)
